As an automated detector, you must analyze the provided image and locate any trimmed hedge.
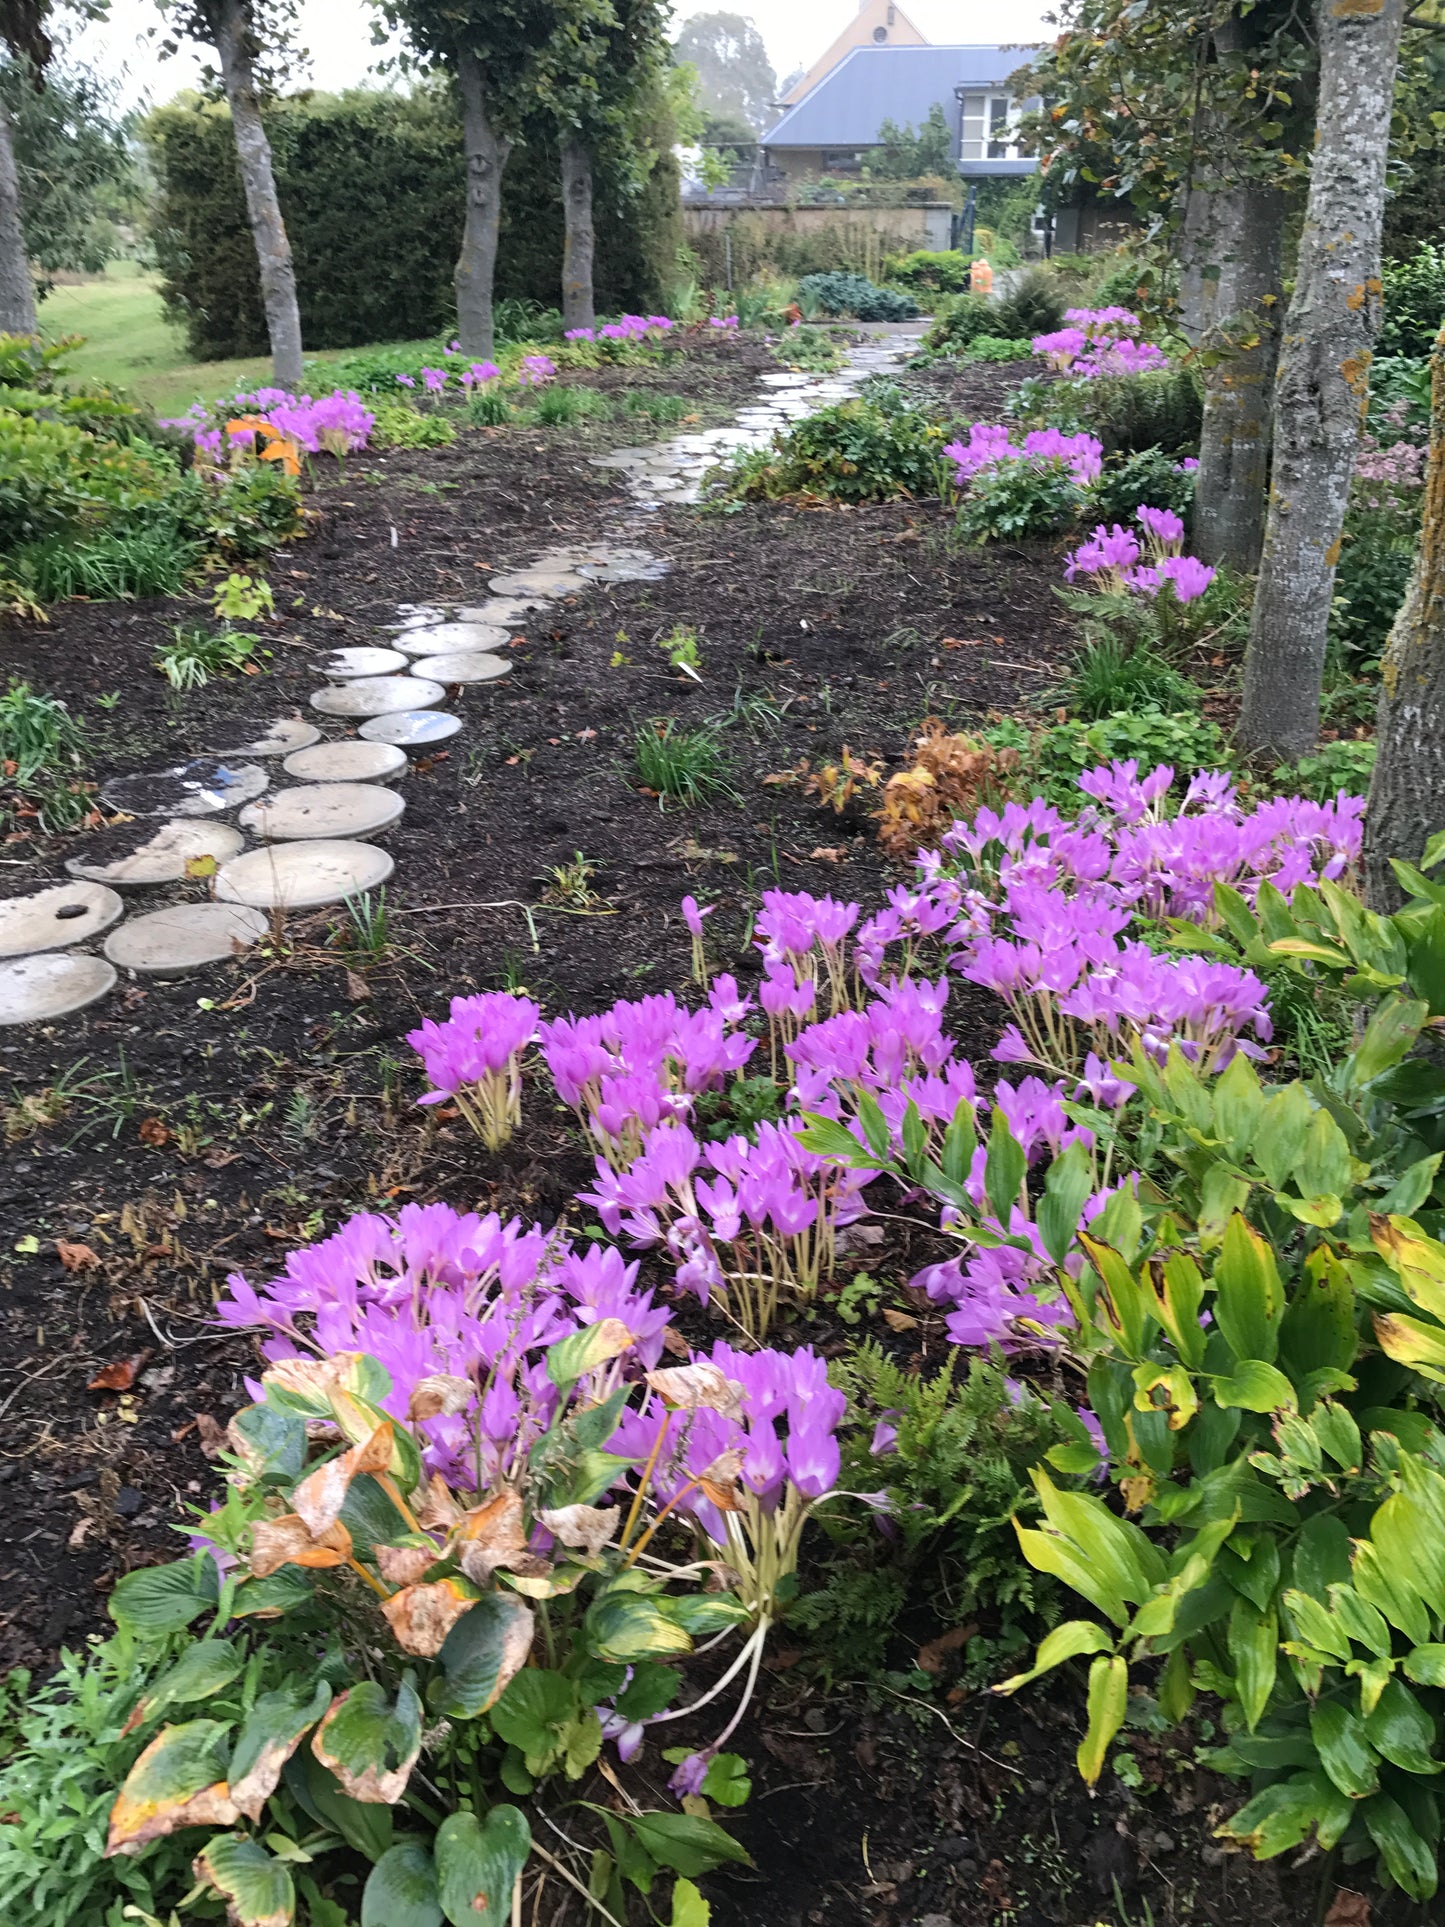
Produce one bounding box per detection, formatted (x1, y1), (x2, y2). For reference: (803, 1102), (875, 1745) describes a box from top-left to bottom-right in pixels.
(144, 86), (681, 359)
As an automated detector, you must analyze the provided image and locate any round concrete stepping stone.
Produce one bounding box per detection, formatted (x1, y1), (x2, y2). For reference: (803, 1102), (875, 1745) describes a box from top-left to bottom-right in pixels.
(0, 952), (116, 1026)
(282, 741), (408, 784)
(239, 782), (406, 841)
(215, 840), (395, 910)
(104, 902), (268, 978)
(358, 710), (463, 749)
(102, 759), (269, 818)
(66, 819), (245, 887)
(210, 718), (322, 758)
(310, 676), (445, 718)
(489, 569), (584, 598)
(409, 651), (510, 684)
(485, 595), (552, 623)
(0, 879), (125, 958)
(392, 622), (511, 655)
(315, 646), (410, 680)
(575, 557), (670, 583)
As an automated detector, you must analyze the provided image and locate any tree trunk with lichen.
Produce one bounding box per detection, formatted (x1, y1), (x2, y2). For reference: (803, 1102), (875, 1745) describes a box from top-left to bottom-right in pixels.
(205, 0), (303, 390)
(455, 46), (512, 360)
(1364, 332), (1445, 910)
(0, 92), (35, 336)
(1235, 0), (1408, 760)
(560, 137), (596, 332)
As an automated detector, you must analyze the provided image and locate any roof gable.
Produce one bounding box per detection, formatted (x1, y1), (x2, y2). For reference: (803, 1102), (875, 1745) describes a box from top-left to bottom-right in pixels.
(763, 44), (1035, 149)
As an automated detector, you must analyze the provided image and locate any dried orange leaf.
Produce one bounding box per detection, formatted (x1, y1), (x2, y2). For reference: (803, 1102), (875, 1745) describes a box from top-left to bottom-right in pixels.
(381, 1577), (475, 1656)
(645, 1362), (744, 1419)
(88, 1349), (153, 1392)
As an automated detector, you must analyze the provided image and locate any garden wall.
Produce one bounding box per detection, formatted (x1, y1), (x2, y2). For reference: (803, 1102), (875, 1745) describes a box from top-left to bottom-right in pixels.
(145, 87), (683, 359)
(683, 201), (952, 284)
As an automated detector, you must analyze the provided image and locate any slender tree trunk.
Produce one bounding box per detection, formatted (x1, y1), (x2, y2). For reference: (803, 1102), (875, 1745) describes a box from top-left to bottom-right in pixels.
(455, 47), (512, 359)
(206, 0), (303, 390)
(1235, 0), (1408, 760)
(560, 136), (596, 332)
(0, 93), (36, 336)
(1364, 332), (1445, 911)
(1192, 181), (1285, 573)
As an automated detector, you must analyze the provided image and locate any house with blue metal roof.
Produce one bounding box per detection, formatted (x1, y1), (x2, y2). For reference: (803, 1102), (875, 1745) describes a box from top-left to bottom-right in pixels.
(760, 44), (1040, 188)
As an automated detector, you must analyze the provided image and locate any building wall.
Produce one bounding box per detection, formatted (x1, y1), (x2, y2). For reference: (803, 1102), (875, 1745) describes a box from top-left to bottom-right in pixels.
(780, 1), (928, 108)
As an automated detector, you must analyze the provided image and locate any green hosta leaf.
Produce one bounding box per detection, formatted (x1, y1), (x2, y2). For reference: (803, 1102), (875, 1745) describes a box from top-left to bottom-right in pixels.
(284, 1751), (393, 1863)
(1211, 1360), (1296, 1414)
(546, 1319), (635, 1389)
(624, 1812), (750, 1878)
(1278, 1193), (1342, 1227)
(232, 1569), (316, 1619)
(1376, 1154), (1444, 1218)
(229, 1680), (332, 1823)
(670, 1877), (711, 1926)
(1372, 1309), (1445, 1382)
(586, 1590), (694, 1663)
(312, 1677), (422, 1806)
(1310, 1699), (1380, 1800)
(106, 1719), (237, 1855)
(194, 1834), (295, 1927)
(996, 1619), (1114, 1694)
(1291, 1515), (1352, 1602)
(128, 1640), (242, 1729)
(1294, 1108), (1353, 1202)
(1212, 1050), (1264, 1160)
(657, 1595), (751, 1637)
(1037, 1139), (1092, 1267)
(1363, 1676), (1440, 1776)
(433, 1590), (535, 1720)
(1032, 1469), (1166, 1597)
(1212, 1214), (1284, 1363)
(1348, 1655), (1395, 1717)
(1253, 1085), (1313, 1192)
(1283, 1589), (1352, 1663)
(701, 1752), (752, 1807)
(613, 1660), (679, 1721)
(1228, 1598), (1277, 1731)
(984, 1110), (1027, 1226)
(1373, 1456), (1445, 1616)
(1279, 1245), (1358, 1382)
(562, 1710), (604, 1781)
(1219, 1770), (1354, 1858)
(362, 1839), (442, 1927)
(1408, 1646), (1445, 1688)
(1353, 1538), (1432, 1646)
(1362, 1792), (1439, 1900)
(1157, 1253), (1207, 1370)
(109, 1555), (220, 1635)
(435, 1807), (532, 1926)
(1327, 1584), (1391, 1659)
(228, 1401), (308, 1483)
(490, 1670), (576, 1766)
(1405, 904), (1445, 1019)
(1077, 1655), (1127, 1787)
(1311, 1402), (1362, 1472)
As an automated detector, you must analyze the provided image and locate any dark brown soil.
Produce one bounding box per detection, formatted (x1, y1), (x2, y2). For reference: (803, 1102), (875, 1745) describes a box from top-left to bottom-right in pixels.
(0, 337), (1363, 1926)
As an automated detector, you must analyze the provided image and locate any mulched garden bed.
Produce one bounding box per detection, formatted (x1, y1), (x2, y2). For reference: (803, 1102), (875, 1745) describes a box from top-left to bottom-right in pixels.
(0, 338), (1348, 1926)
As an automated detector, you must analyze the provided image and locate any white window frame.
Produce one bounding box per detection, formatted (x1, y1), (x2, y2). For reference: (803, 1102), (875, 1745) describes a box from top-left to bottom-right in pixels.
(959, 91), (1022, 163)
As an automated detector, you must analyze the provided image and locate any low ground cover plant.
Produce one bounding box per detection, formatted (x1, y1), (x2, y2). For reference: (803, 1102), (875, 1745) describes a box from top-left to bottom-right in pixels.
(796, 272), (920, 324)
(717, 395), (944, 505)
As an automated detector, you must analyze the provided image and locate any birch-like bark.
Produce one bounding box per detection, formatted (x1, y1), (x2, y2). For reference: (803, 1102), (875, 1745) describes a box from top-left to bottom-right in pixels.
(1364, 332), (1445, 910)
(205, 0), (303, 389)
(1236, 0), (1408, 759)
(1192, 180), (1284, 573)
(455, 46), (512, 359)
(560, 137), (596, 332)
(0, 92), (36, 336)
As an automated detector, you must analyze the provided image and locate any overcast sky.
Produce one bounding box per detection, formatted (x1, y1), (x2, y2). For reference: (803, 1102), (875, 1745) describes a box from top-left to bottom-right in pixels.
(74, 0), (1053, 111)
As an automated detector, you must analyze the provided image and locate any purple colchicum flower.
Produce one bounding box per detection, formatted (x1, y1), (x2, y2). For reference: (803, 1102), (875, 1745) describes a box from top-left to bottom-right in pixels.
(518, 354), (557, 388)
(186, 387), (376, 466)
(681, 894), (715, 986)
(407, 991), (540, 1149)
(565, 327), (597, 343)
(944, 423), (1103, 490)
(461, 360), (501, 392)
(421, 366), (448, 393)
(395, 373), (416, 389)
(1032, 309), (1168, 380)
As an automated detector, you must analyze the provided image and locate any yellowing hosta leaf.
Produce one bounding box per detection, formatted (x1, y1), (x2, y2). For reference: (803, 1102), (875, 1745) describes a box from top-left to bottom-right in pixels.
(380, 1579), (476, 1658)
(1077, 1655), (1128, 1786)
(193, 1833), (294, 1927)
(228, 1681), (332, 1823)
(546, 1318), (634, 1387)
(995, 1619), (1113, 1696)
(311, 1679), (422, 1805)
(1372, 1310), (1445, 1383)
(106, 1720), (239, 1857)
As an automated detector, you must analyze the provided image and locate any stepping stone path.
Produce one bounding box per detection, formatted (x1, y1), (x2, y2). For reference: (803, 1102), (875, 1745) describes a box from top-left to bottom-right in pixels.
(66, 820), (245, 886)
(283, 741), (408, 783)
(0, 324), (924, 1022)
(105, 902), (268, 978)
(239, 783), (406, 841)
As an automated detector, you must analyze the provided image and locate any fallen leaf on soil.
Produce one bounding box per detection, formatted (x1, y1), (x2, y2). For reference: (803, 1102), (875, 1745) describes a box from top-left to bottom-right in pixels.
(68, 1517), (95, 1549)
(575, 727), (597, 741)
(195, 1414), (227, 1459)
(882, 1309), (919, 1332)
(138, 1117), (169, 1146)
(88, 1350), (154, 1392)
(58, 1240), (100, 1272)
(344, 970), (372, 1002)
(201, 1147), (241, 1169)
(917, 1622), (978, 1675)
(1325, 1894), (1371, 1927)
(809, 846), (849, 862)
(121, 987), (148, 1011)
(661, 1325), (689, 1358)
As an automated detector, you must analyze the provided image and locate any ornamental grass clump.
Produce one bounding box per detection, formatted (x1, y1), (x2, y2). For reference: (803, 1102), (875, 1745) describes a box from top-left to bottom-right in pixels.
(407, 990), (540, 1148)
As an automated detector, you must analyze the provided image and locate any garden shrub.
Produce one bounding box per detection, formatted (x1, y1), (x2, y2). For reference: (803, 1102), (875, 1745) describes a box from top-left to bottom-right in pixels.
(994, 705), (1229, 805)
(773, 324), (842, 374)
(718, 397), (943, 504)
(1053, 634), (1201, 720)
(918, 291), (996, 357)
(369, 399), (458, 449)
(990, 267), (1066, 340)
(1379, 241), (1445, 358)
(1087, 446), (1197, 527)
(1013, 365), (1203, 458)
(956, 455), (1083, 542)
(883, 247), (972, 293)
(795, 271), (921, 323)
(1332, 509), (1415, 663)
(1275, 736), (1378, 802)
(959, 333), (1034, 363)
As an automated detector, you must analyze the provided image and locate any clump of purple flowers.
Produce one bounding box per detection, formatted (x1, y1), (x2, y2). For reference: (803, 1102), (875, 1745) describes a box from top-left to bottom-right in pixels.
(407, 990), (540, 1149)
(518, 354), (557, 388)
(1032, 308), (1169, 379)
(945, 422), (1104, 489)
(167, 387), (376, 463)
(1065, 504), (1216, 604)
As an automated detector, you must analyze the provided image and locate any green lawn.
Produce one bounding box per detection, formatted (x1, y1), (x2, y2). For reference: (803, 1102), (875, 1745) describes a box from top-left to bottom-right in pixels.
(35, 266), (427, 415)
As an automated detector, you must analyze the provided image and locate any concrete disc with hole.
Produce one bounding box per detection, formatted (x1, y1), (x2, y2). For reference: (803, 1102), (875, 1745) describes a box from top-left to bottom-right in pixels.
(0, 880), (126, 958)
(392, 622), (511, 656)
(358, 710), (463, 749)
(315, 646), (410, 680)
(214, 839), (395, 910)
(0, 952), (116, 1025)
(104, 902), (269, 978)
(408, 651), (510, 684)
(488, 569), (584, 598)
(209, 718), (322, 757)
(310, 676), (445, 717)
(239, 782), (406, 841)
(102, 759), (270, 818)
(66, 819), (246, 887)
(282, 740), (408, 783)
